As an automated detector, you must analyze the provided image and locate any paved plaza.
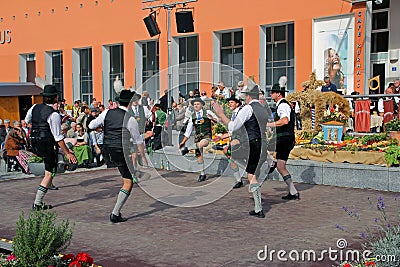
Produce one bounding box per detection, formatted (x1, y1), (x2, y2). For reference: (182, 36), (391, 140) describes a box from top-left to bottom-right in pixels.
(0, 165), (399, 267)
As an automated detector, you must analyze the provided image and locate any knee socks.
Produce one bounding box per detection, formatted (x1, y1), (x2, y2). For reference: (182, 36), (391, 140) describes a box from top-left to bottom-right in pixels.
(249, 183), (262, 213)
(283, 174), (298, 195)
(34, 185), (48, 205)
(112, 188), (131, 216)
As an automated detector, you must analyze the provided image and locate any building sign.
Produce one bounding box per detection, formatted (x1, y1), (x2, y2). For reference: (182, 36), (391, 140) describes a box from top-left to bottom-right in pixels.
(354, 4), (366, 93)
(0, 29), (11, 44)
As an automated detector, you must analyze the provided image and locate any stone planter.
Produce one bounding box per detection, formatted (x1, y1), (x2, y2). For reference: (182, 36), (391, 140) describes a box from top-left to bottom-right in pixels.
(28, 162), (66, 176)
(28, 162), (45, 176)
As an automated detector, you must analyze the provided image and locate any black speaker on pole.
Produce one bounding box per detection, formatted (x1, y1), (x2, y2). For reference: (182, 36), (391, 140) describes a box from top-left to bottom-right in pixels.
(175, 10), (194, 33)
(144, 13), (161, 37)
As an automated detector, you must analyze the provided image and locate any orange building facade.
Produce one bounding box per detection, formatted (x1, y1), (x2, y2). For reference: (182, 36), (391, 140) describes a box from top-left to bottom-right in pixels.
(2, 0), (394, 120)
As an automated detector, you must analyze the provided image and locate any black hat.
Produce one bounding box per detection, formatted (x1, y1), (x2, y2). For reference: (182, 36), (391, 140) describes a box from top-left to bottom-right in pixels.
(241, 84), (260, 97)
(268, 84), (289, 94)
(116, 90), (135, 103)
(226, 96), (241, 104)
(41, 85), (59, 97)
(191, 97), (205, 106)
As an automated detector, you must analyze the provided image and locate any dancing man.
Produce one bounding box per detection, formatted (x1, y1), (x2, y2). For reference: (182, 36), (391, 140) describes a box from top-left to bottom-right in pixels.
(179, 97), (218, 182)
(213, 85), (269, 218)
(25, 85), (77, 210)
(89, 90), (146, 223)
(267, 84), (300, 200)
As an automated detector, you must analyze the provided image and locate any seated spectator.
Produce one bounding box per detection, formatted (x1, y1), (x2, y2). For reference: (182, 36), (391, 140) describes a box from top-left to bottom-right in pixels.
(73, 123), (92, 168)
(67, 122), (78, 138)
(0, 119), (12, 145)
(5, 127), (33, 173)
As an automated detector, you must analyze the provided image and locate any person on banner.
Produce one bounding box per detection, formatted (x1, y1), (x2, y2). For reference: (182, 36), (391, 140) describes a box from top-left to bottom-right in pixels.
(25, 85), (77, 211)
(179, 97), (219, 182)
(212, 95), (246, 189)
(267, 84), (300, 201)
(89, 90), (145, 223)
(212, 85), (270, 218)
(128, 92), (151, 168)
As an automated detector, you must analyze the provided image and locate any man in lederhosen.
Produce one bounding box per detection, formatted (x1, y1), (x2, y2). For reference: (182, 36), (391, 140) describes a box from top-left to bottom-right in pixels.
(213, 95), (245, 188)
(89, 90), (145, 223)
(25, 85), (77, 210)
(267, 84), (300, 200)
(213, 85), (269, 218)
(128, 92), (151, 169)
(179, 97), (218, 182)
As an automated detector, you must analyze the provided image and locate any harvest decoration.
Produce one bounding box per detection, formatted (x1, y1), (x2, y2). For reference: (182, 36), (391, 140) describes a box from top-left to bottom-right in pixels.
(286, 71), (350, 132)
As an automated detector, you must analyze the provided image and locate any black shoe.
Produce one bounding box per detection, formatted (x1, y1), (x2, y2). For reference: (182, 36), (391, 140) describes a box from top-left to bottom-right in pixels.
(249, 210), (265, 218)
(233, 181), (243, 189)
(32, 203), (53, 211)
(198, 174), (207, 182)
(268, 161), (277, 174)
(66, 163), (78, 171)
(110, 213), (128, 223)
(181, 147), (189, 156)
(282, 192), (300, 200)
(49, 184), (59, 190)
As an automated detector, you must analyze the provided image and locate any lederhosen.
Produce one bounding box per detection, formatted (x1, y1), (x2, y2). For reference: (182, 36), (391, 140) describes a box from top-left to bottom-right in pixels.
(192, 109), (212, 143)
(274, 99), (295, 161)
(30, 104), (58, 173)
(103, 108), (134, 179)
(243, 102), (268, 176)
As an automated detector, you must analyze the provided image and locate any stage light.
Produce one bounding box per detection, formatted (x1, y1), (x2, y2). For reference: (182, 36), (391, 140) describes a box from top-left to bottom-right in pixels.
(175, 10), (194, 33)
(143, 12), (161, 37)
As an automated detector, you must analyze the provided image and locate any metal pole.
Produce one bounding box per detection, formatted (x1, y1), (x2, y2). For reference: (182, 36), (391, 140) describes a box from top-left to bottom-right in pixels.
(166, 6), (173, 146)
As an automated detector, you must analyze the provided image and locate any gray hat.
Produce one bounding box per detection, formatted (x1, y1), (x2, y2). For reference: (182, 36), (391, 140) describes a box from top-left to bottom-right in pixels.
(4, 119), (10, 123)
(241, 84), (260, 97)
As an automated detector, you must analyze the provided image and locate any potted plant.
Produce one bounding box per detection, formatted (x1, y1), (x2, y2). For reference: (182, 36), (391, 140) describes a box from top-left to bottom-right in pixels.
(384, 118), (400, 144)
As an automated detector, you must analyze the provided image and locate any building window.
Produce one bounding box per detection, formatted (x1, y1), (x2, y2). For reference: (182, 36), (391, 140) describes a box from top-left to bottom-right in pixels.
(142, 41), (160, 99)
(179, 35), (199, 97)
(371, 0), (390, 53)
(109, 44), (124, 102)
(265, 23), (294, 92)
(220, 30), (243, 87)
(52, 51), (64, 98)
(79, 48), (93, 104)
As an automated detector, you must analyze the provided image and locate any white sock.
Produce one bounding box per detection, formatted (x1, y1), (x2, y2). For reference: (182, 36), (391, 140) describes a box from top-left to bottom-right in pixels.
(283, 175), (298, 195)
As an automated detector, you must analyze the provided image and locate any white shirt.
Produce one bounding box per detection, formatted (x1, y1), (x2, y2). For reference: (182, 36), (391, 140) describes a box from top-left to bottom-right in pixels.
(228, 100), (260, 132)
(184, 109), (219, 138)
(25, 104), (65, 142)
(276, 98), (291, 122)
(131, 104), (152, 120)
(378, 97), (399, 113)
(88, 106), (143, 144)
(222, 88), (230, 99)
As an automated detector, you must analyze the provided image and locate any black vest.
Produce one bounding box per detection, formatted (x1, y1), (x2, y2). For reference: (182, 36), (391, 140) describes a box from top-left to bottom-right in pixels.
(244, 102), (268, 142)
(30, 104), (56, 142)
(103, 108), (132, 149)
(274, 99), (295, 138)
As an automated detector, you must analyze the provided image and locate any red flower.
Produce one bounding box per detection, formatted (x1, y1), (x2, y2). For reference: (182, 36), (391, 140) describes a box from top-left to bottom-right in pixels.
(6, 254), (17, 261)
(342, 263), (352, 267)
(365, 261), (375, 266)
(61, 254), (75, 261)
(76, 252), (94, 264)
(68, 261), (82, 267)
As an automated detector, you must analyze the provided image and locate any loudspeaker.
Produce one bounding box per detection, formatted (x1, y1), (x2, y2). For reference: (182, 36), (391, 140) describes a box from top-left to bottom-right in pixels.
(175, 11), (194, 33)
(144, 13), (161, 37)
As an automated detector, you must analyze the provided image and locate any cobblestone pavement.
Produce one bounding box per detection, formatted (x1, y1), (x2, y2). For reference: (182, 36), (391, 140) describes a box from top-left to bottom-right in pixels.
(0, 166), (398, 267)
